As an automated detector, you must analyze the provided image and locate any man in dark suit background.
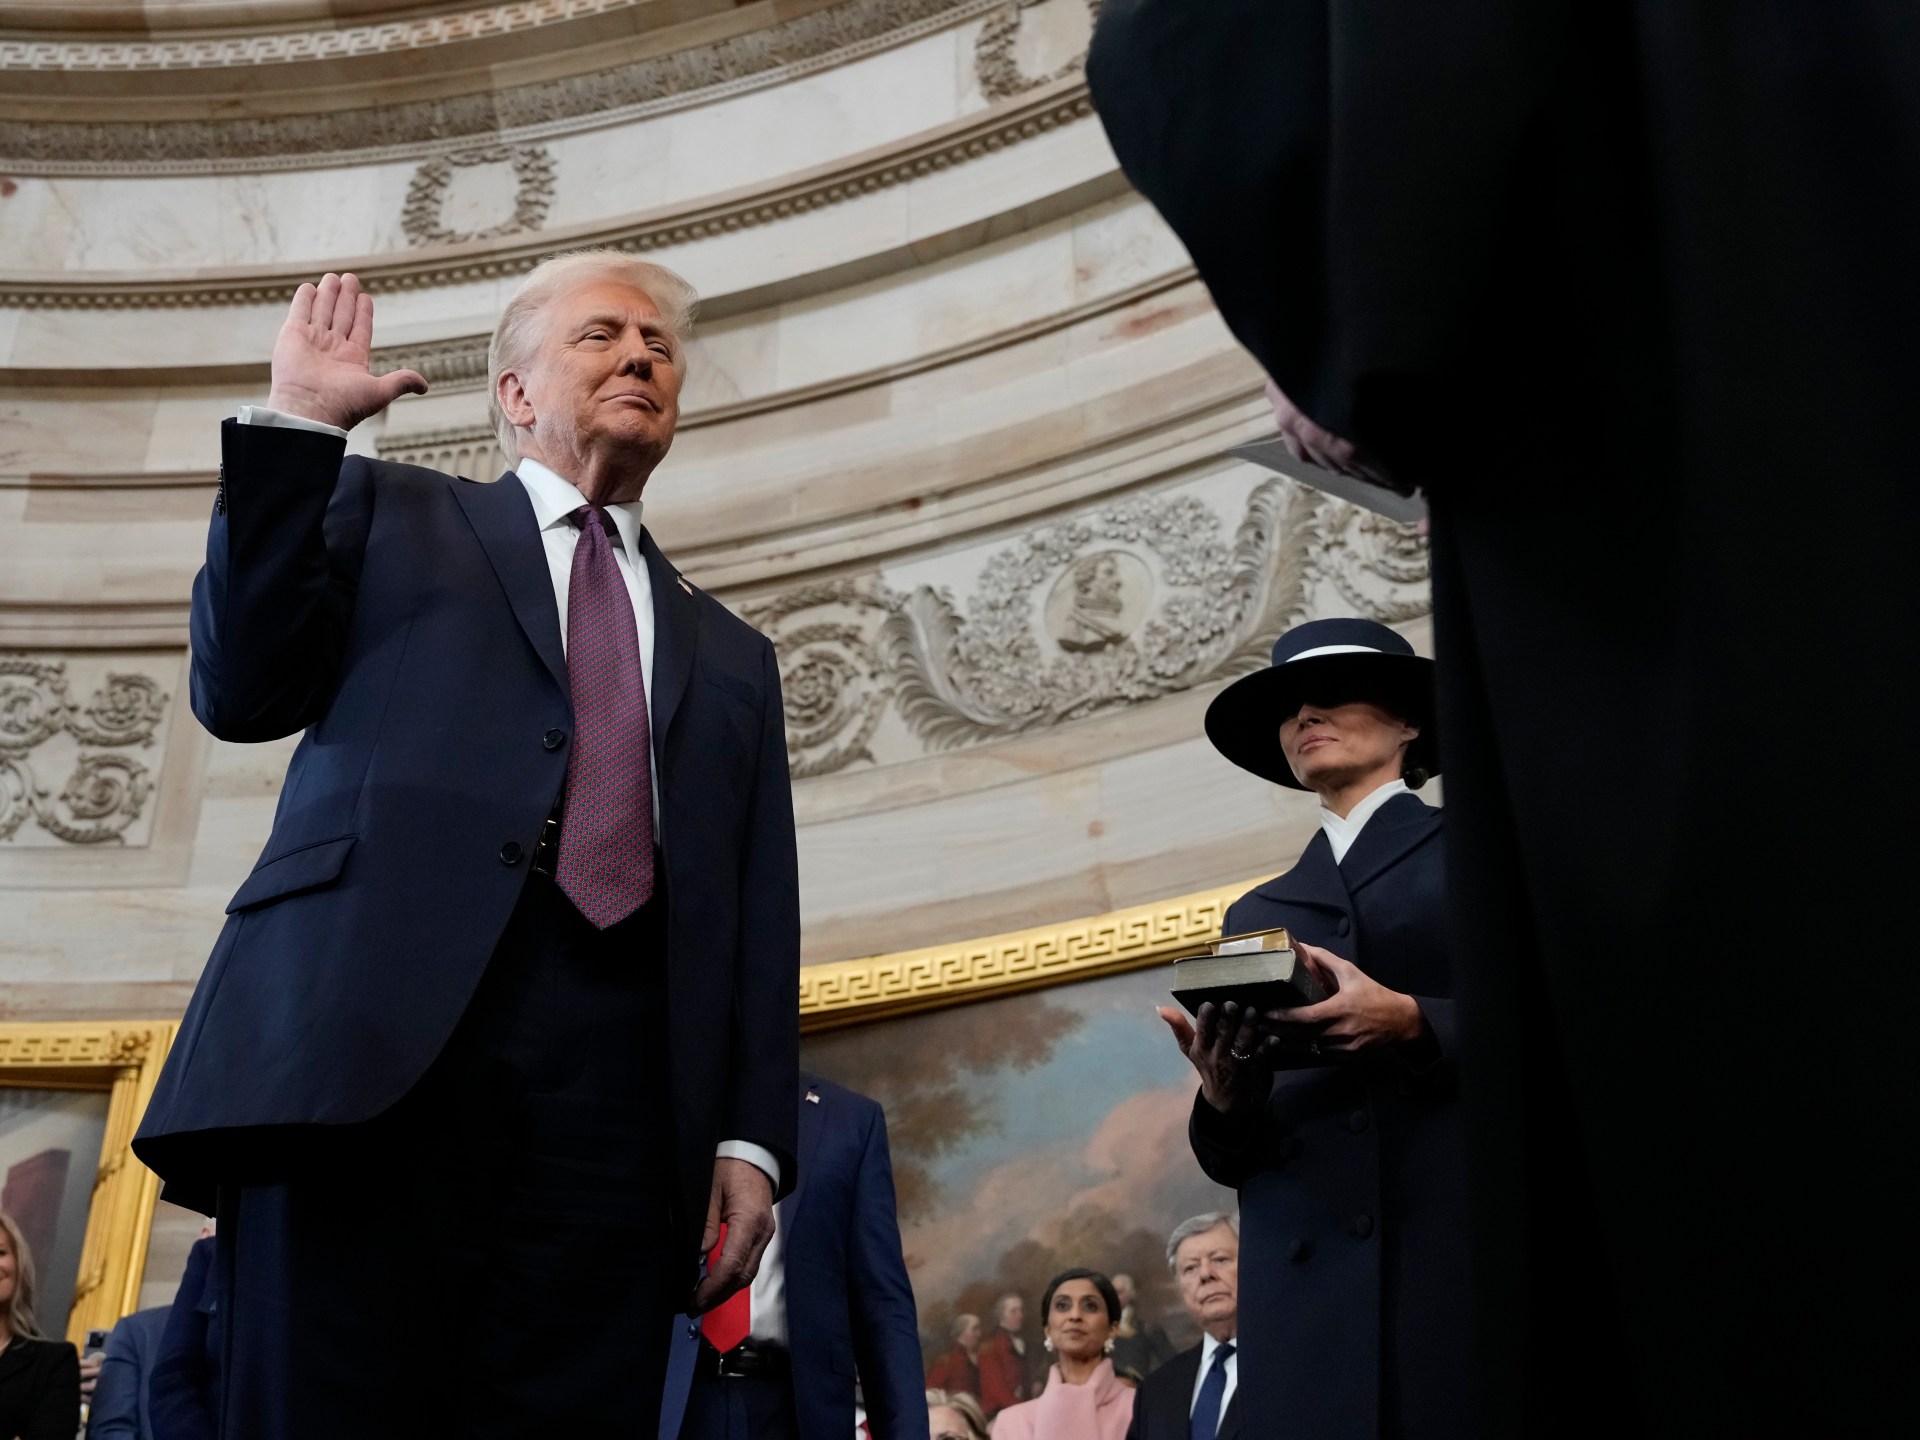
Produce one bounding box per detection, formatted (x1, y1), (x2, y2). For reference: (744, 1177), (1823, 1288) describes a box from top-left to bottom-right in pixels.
(132, 255), (799, 1438)
(1090, 2), (1920, 1431)
(1126, 1213), (1241, 1440)
(662, 1074), (928, 1440)
(86, 1308), (168, 1439)
(145, 1234), (218, 1440)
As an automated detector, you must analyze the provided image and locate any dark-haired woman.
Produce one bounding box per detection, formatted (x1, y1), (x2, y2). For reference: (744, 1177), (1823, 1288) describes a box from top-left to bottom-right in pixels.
(989, 1270), (1134, 1440)
(1158, 617), (1475, 1440)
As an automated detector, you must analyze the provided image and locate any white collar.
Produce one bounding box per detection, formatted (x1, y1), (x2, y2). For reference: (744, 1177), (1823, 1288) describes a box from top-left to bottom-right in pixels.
(1199, 1330), (1237, 1364)
(1317, 777), (1410, 864)
(514, 457), (644, 570)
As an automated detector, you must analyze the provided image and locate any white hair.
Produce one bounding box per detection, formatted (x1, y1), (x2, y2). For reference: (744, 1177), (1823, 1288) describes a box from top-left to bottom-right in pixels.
(1165, 1211), (1239, 1271)
(487, 248), (700, 462)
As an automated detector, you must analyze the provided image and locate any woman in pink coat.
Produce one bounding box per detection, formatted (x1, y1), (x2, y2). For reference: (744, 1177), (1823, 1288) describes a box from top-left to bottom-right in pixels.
(990, 1269), (1135, 1440)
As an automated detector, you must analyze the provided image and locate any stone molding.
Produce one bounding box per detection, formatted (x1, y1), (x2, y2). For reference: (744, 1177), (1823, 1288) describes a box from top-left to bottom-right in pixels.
(0, 0), (642, 73)
(0, 81), (1095, 310)
(0, 0), (997, 175)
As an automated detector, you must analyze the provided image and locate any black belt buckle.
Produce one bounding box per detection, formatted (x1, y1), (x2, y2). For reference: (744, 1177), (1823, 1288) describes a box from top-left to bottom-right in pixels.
(706, 1339), (787, 1380)
(530, 815), (561, 876)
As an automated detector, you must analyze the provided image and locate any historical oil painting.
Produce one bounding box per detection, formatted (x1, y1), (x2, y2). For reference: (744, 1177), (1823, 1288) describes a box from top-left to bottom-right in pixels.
(801, 963), (1233, 1370)
(0, 1085), (111, 1330)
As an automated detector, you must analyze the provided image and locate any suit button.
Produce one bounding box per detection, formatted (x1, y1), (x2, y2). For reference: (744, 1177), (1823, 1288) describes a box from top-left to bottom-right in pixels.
(499, 841), (523, 865)
(543, 728), (567, 751)
(1351, 1213), (1374, 1239)
(1349, 1109), (1370, 1133)
(1288, 1239), (1313, 1263)
(1335, 915), (1352, 938)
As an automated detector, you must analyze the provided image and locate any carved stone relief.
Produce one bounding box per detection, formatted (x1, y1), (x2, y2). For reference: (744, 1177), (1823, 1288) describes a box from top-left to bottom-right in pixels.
(401, 145), (556, 248)
(744, 475), (1433, 778)
(0, 0), (998, 174)
(0, 657), (170, 847)
(975, 0), (1100, 100)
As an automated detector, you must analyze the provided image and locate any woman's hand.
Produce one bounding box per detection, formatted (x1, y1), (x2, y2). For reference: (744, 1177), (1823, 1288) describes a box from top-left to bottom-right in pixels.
(1265, 940), (1426, 1055)
(1158, 1001), (1274, 1113)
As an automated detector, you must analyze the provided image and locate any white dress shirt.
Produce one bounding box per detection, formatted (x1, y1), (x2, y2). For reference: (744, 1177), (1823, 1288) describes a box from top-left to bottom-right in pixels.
(236, 407), (778, 1191)
(746, 1194), (790, 1346)
(1317, 777), (1410, 864)
(1188, 1331), (1239, 1422)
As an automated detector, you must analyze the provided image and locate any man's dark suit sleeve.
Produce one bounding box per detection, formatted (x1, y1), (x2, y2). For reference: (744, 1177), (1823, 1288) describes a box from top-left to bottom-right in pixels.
(86, 1315), (150, 1438)
(190, 420), (376, 743)
(847, 1099), (930, 1440)
(147, 1240), (218, 1440)
(726, 635), (802, 1189)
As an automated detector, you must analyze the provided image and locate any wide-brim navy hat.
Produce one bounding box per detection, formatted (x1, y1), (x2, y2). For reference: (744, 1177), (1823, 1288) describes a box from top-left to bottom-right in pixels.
(1206, 617), (1437, 790)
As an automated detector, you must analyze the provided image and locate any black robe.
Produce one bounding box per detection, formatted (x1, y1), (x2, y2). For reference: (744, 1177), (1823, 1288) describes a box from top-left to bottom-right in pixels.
(1191, 794), (1474, 1440)
(1093, 3), (1920, 1431)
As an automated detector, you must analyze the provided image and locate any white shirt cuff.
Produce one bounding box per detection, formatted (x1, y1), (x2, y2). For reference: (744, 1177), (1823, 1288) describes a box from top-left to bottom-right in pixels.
(715, 1140), (781, 1192)
(237, 405), (349, 440)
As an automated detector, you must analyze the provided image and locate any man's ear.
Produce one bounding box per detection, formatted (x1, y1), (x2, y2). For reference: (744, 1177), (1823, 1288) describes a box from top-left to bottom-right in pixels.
(496, 369), (535, 429)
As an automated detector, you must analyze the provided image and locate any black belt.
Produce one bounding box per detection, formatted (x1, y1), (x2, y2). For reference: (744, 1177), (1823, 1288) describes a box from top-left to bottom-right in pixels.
(700, 1339), (789, 1380)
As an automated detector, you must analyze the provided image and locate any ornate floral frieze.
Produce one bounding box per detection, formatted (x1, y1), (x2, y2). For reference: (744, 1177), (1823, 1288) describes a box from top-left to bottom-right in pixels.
(0, 657), (169, 847)
(975, 0), (1100, 100)
(0, 0), (1000, 175)
(746, 475), (1433, 779)
(401, 144), (556, 248)
(0, 85), (1095, 309)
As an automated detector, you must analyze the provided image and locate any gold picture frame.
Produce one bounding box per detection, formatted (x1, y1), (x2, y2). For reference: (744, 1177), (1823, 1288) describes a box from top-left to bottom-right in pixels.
(0, 1019), (176, 1345)
(798, 877), (1261, 1032)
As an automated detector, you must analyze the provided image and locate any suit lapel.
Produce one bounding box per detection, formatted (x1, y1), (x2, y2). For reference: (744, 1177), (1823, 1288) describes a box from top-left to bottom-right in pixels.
(1251, 830), (1353, 918)
(642, 528), (699, 744)
(1338, 793), (1441, 894)
(786, 1077), (828, 1223)
(1217, 1386), (1244, 1440)
(449, 475), (566, 694)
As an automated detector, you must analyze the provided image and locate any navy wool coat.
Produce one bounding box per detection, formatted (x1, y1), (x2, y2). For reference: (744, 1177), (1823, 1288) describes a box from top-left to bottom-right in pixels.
(1190, 793), (1474, 1440)
(132, 420), (800, 1253)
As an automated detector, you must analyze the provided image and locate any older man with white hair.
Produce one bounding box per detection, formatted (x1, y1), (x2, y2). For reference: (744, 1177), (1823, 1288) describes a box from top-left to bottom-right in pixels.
(1125, 1213), (1242, 1440)
(133, 253), (799, 1439)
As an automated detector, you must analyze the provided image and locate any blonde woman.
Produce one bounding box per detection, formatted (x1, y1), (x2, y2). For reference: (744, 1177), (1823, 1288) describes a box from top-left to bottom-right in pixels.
(0, 1211), (80, 1440)
(926, 1388), (989, 1440)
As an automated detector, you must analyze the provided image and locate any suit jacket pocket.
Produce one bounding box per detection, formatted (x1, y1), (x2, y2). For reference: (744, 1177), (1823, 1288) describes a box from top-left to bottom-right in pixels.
(225, 834), (358, 913)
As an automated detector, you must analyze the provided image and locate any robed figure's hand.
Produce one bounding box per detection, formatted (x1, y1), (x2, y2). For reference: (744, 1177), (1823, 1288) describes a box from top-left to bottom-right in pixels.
(265, 271), (428, 431)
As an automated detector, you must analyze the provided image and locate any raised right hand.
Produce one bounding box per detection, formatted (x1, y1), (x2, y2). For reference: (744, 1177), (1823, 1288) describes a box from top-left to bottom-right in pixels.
(265, 272), (428, 431)
(1158, 1001), (1272, 1114)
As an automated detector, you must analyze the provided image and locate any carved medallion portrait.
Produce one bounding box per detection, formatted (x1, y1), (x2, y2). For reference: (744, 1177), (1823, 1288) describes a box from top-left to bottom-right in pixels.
(1043, 549), (1153, 654)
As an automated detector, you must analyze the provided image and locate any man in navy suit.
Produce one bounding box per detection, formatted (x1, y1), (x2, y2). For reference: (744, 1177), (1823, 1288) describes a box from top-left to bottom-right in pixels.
(86, 1308), (168, 1439)
(661, 1074), (928, 1440)
(132, 255), (799, 1438)
(1125, 1213), (1242, 1440)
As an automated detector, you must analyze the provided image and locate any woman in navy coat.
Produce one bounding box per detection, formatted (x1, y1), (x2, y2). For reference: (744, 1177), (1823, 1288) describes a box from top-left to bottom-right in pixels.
(1158, 617), (1475, 1440)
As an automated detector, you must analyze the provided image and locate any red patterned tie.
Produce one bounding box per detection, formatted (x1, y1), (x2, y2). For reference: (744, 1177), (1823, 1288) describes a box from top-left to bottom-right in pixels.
(554, 504), (656, 929)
